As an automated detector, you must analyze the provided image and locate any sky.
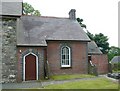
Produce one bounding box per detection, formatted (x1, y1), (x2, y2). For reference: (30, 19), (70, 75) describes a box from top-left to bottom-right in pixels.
(23, 0), (119, 47)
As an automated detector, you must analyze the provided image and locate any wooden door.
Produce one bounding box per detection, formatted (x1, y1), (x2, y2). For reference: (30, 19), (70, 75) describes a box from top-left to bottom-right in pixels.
(25, 54), (36, 81)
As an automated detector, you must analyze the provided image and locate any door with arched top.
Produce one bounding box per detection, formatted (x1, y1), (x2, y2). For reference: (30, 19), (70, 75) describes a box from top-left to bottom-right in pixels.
(25, 54), (36, 81)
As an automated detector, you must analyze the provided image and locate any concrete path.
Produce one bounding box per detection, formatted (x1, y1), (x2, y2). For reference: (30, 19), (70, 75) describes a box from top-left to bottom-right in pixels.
(2, 75), (119, 89)
(2, 81), (42, 89)
(100, 74), (119, 83)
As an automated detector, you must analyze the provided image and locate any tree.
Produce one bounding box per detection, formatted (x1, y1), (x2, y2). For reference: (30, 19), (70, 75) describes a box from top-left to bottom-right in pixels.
(93, 33), (110, 54)
(23, 2), (41, 16)
(87, 32), (110, 54)
(76, 17), (110, 54)
(77, 18), (87, 29)
(86, 30), (94, 40)
(108, 46), (120, 61)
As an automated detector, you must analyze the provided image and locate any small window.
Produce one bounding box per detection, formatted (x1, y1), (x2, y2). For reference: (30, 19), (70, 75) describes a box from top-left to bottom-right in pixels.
(61, 46), (71, 67)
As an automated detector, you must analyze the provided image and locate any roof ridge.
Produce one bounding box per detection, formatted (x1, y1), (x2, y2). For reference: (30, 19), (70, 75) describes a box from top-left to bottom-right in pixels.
(21, 15), (69, 19)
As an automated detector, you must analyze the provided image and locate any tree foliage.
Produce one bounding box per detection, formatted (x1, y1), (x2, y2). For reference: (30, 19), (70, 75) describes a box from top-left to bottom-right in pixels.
(108, 46), (120, 61)
(93, 33), (110, 54)
(87, 32), (110, 54)
(77, 16), (120, 62)
(77, 18), (86, 29)
(77, 17), (110, 54)
(86, 31), (94, 40)
(23, 2), (41, 16)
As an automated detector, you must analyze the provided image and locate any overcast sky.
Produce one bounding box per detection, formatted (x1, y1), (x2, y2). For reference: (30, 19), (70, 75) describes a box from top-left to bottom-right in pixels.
(23, 0), (119, 47)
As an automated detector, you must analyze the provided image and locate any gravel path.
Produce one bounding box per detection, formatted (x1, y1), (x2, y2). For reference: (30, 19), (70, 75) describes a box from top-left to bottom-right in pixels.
(2, 75), (118, 89)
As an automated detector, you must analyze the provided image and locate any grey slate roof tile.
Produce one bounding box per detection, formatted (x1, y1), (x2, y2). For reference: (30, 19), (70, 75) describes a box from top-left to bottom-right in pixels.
(17, 16), (90, 46)
(111, 56), (120, 63)
(88, 41), (102, 54)
(0, 2), (22, 16)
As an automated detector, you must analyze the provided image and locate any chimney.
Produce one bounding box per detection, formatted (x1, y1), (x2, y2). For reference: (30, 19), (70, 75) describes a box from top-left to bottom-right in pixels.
(69, 9), (76, 20)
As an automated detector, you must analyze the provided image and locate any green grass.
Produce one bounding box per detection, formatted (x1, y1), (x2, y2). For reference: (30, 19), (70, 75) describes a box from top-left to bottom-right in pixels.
(112, 70), (120, 73)
(50, 74), (95, 80)
(44, 78), (118, 89)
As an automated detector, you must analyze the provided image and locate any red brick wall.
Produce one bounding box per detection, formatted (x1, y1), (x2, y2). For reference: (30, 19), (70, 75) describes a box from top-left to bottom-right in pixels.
(47, 41), (88, 75)
(17, 47), (46, 82)
(91, 54), (108, 74)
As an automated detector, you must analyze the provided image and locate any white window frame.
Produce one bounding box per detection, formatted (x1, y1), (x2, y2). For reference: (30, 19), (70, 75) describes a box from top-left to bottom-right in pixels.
(61, 46), (71, 67)
(23, 52), (38, 81)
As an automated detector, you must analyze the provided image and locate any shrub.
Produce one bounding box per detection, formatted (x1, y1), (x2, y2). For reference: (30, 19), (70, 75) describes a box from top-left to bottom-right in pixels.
(112, 62), (120, 71)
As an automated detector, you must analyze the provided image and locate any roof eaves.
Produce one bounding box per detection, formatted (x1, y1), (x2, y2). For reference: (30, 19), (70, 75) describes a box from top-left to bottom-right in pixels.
(46, 39), (91, 42)
(88, 52), (102, 55)
(17, 44), (47, 47)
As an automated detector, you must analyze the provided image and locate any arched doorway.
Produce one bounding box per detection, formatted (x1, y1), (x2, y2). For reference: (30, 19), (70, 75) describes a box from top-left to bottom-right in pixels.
(23, 53), (38, 81)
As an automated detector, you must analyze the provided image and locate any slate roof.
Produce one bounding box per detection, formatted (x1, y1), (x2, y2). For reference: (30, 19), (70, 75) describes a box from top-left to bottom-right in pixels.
(111, 56), (120, 63)
(88, 41), (102, 54)
(17, 15), (90, 46)
(0, 1), (22, 16)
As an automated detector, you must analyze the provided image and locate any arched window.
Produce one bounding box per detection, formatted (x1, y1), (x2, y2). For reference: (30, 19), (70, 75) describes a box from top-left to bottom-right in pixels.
(61, 46), (71, 67)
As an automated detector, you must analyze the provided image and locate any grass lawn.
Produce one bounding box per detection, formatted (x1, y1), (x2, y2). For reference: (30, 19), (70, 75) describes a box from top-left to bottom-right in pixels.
(113, 70), (120, 73)
(50, 74), (95, 80)
(44, 78), (118, 89)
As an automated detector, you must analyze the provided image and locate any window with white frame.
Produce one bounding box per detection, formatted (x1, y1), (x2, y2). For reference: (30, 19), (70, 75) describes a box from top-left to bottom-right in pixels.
(61, 46), (71, 67)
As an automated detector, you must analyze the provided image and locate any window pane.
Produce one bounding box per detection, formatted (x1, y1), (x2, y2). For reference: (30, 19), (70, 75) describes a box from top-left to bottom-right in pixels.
(64, 48), (66, 54)
(66, 55), (68, 59)
(68, 54), (69, 59)
(62, 60), (63, 64)
(62, 55), (65, 59)
(66, 59), (67, 65)
(62, 59), (64, 65)
(66, 48), (69, 55)
(62, 48), (64, 55)
(67, 59), (69, 65)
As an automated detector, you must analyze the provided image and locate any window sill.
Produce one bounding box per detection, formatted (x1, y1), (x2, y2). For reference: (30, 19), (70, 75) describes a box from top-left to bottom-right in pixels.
(61, 66), (72, 69)
(61, 65), (71, 67)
